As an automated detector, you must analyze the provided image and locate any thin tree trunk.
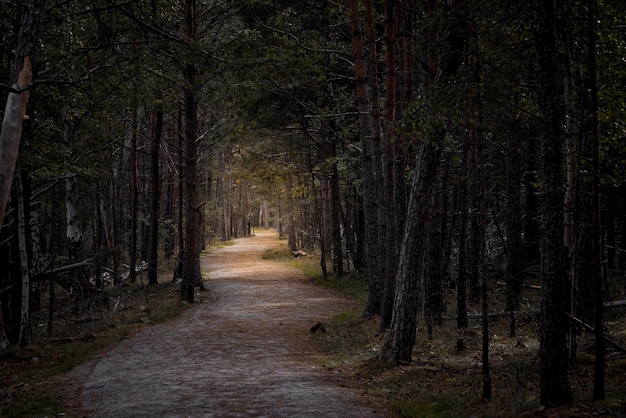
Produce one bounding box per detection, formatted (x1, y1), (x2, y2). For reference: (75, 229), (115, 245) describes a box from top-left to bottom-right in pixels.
(506, 119), (523, 337)
(285, 175), (297, 252)
(15, 173), (31, 347)
(523, 135), (541, 271)
(102, 171), (119, 284)
(175, 105), (184, 281)
(148, 107), (163, 286)
(129, 108), (138, 284)
(457, 155), (469, 329)
(330, 142), (343, 278)
(587, 0), (604, 400)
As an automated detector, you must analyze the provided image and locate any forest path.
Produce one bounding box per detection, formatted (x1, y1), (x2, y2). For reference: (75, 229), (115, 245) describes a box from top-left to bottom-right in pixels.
(75, 230), (383, 417)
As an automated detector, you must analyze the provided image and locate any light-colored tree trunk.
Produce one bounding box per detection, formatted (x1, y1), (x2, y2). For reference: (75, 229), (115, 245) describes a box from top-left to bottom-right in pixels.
(0, 0), (46, 228)
(380, 137), (442, 362)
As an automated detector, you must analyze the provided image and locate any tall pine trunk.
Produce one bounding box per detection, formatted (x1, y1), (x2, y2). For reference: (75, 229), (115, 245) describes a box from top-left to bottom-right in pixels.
(586, 0), (604, 400)
(348, 0), (384, 317)
(180, 0), (202, 302)
(535, 0), (572, 406)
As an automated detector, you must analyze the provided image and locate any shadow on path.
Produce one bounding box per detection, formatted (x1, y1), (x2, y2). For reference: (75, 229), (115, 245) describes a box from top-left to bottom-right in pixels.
(78, 230), (383, 417)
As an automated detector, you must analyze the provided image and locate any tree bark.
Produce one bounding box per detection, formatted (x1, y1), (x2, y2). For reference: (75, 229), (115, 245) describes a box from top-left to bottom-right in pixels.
(506, 118), (523, 337)
(148, 107), (163, 286)
(128, 108), (138, 284)
(380, 136), (442, 362)
(348, 0), (384, 317)
(0, 0), (46, 228)
(285, 174), (297, 252)
(535, 0), (573, 406)
(15, 173), (31, 347)
(586, 0), (604, 400)
(456, 178), (469, 329)
(180, 0), (202, 301)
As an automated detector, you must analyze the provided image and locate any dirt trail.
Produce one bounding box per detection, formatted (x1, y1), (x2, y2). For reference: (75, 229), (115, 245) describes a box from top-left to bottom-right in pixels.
(76, 230), (383, 417)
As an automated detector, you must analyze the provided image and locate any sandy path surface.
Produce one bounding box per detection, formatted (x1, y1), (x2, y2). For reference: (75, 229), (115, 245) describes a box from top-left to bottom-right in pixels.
(77, 230), (383, 417)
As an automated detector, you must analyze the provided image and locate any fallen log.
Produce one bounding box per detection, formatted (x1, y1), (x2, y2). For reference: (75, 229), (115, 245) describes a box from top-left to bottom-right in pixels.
(565, 312), (626, 353)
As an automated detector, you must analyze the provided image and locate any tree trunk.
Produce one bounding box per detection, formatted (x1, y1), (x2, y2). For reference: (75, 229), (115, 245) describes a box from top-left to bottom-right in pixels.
(348, 0), (384, 317)
(180, 0), (202, 302)
(285, 175), (297, 252)
(506, 118), (523, 336)
(148, 107), (163, 286)
(15, 173), (31, 347)
(0, 0), (46, 227)
(380, 136), (442, 362)
(535, 0), (572, 406)
(523, 134), (541, 271)
(330, 142), (343, 278)
(129, 108), (138, 284)
(0, 191), (21, 345)
(586, 0), (604, 400)
(456, 155), (469, 329)
(175, 105), (184, 281)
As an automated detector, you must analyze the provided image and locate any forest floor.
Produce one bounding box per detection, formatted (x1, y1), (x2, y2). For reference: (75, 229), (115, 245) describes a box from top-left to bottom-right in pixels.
(1, 229), (626, 417)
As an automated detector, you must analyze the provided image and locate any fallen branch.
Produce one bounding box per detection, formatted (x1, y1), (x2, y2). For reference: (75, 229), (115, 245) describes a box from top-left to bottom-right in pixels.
(31, 258), (95, 281)
(49, 334), (95, 344)
(495, 281), (541, 290)
(604, 300), (626, 308)
(565, 312), (626, 353)
(442, 309), (540, 321)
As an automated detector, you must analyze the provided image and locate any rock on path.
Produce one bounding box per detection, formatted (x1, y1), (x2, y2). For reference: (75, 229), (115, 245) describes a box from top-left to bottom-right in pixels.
(79, 230), (383, 417)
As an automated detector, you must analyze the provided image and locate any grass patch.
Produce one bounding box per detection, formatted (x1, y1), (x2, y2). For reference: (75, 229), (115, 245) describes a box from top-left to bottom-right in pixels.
(390, 399), (449, 418)
(312, 274), (369, 310)
(262, 245), (293, 260)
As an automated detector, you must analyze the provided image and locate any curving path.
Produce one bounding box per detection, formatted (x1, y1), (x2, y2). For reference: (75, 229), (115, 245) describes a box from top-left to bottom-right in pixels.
(76, 230), (383, 417)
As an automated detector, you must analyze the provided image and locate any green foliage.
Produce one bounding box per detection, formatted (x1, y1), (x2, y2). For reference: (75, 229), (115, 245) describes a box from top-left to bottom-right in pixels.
(390, 399), (449, 418)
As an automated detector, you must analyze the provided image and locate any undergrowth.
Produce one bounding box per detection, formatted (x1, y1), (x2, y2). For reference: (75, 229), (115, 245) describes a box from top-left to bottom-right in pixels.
(283, 252), (626, 418)
(0, 281), (191, 417)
